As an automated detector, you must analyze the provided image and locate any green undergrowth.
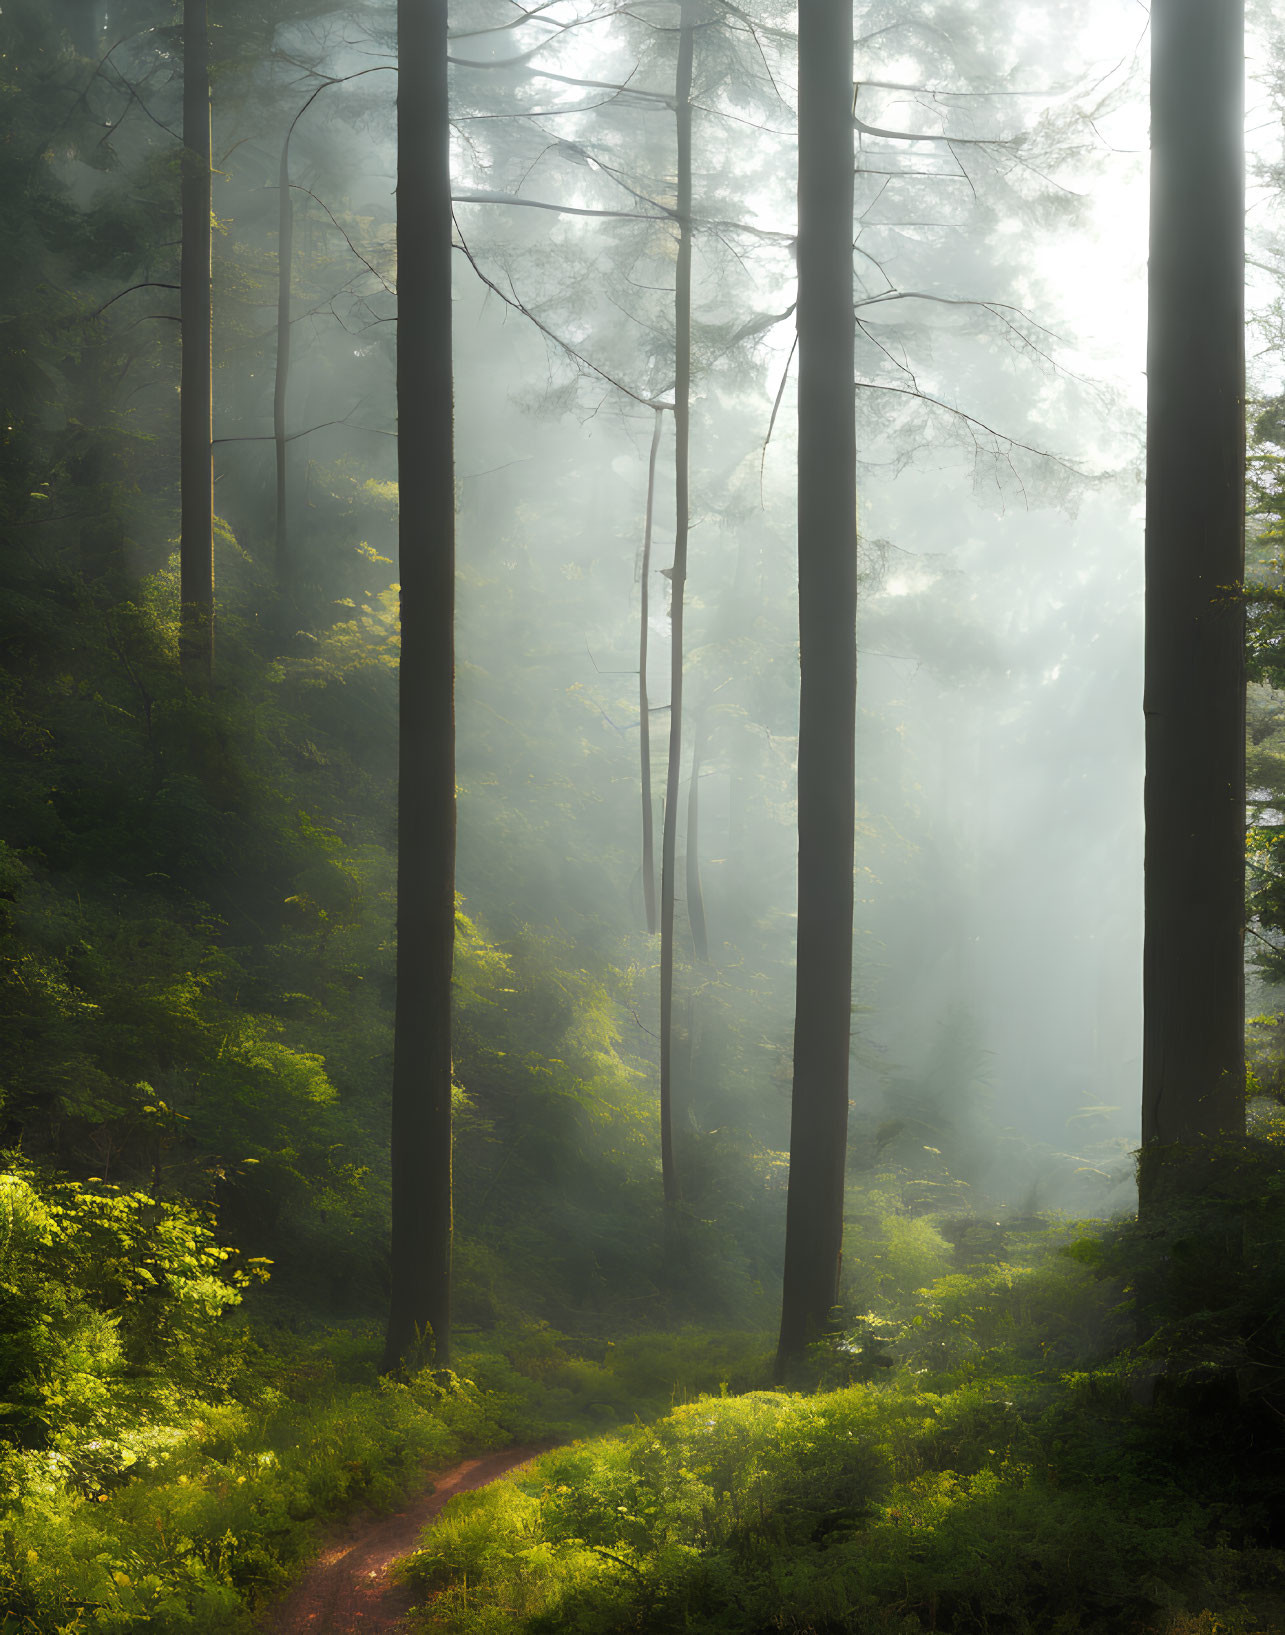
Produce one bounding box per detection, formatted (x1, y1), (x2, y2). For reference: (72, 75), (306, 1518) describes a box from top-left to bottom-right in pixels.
(10, 1163), (1285, 1633)
(400, 1384), (1221, 1635)
(0, 1162), (777, 1634)
(400, 1210), (1285, 1635)
(1, 1350), (503, 1633)
(0, 1322), (775, 1634)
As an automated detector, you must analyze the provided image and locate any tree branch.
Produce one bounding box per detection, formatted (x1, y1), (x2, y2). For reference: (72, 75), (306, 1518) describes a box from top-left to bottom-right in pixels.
(93, 282), (181, 316)
(452, 188), (665, 221)
(289, 183), (394, 291)
(211, 414), (394, 448)
(453, 219), (669, 410)
(856, 377), (1085, 477)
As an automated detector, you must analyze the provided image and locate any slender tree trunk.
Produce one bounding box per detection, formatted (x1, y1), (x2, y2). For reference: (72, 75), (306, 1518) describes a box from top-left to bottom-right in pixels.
(776, 0), (857, 1380)
(1141, 0), (1245, 1184)
(659, 0), (695, 1212)
(686, 713), (709, 963)
(179, 0), (213, 689)
(274, 133), (294, 607)
(383, 0), (455, 1374)
(639, 408), (662, 934)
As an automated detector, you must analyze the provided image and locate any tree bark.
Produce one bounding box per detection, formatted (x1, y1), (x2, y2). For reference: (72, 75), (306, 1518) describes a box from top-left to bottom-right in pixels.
(659, 0), (695, 1212)
(639, 407), (662, 935)
(1141, 0), (1246, 1172)
(274, 132), (294, 610)
(686, 712), (709, 963)
(776, 0), (857, 1379)
(179, 0), (213, 689)
(383, 0), (455, 1374)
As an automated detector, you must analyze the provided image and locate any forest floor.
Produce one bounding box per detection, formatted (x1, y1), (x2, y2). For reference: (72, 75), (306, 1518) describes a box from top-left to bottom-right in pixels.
(258, 1445), (546, 1635)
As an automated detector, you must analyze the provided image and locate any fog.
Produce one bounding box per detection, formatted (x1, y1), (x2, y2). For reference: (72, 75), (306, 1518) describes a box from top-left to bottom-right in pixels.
(190, 0), (1273, 1217)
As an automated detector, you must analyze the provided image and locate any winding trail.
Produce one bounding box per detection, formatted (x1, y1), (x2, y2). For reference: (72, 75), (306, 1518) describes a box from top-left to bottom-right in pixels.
(259, 1445), (546, 1635)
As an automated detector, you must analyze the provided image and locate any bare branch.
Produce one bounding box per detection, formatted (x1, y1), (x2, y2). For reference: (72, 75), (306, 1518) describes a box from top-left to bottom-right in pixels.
(451, 3), (637, 58)
(856, 377), (1085, 477)
(855, 111), (1016, 147)
(289, 183), (394, 291)
(285, 64), (397, 147)
(453, 219), (669, 409)
(455, 94), (621, 121)
(449, 0), (573, 39)
(212, 414), (394, 448)
(452, 54), (670, 102)
(93, 281), (181, 317)
(759, 331), (798, 503)
(453, 188), (665, 222)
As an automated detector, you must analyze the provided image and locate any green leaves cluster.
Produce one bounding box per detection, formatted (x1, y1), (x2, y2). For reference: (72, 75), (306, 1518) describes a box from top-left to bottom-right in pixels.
(0, 1161), (259, 1562)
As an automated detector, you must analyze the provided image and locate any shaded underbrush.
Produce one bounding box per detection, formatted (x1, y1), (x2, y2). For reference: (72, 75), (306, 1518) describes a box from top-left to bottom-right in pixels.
(400, 1203), (1285, 1635)
(0, 1161), (772, 1633)
(8, 1154), (1285, 1634)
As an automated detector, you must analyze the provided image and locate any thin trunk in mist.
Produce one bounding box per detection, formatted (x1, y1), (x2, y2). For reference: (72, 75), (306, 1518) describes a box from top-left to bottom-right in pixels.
(179, 0), (213, 689)
(274, 134), (293, 607)
(659, 0), (695, 1212)
(1141, 0), (1245, 1186)
(776, 0), (857, 1380)
(686, 714), (709, 964)
(639, 408), (662, 935)
(383, 0), (455, 1375)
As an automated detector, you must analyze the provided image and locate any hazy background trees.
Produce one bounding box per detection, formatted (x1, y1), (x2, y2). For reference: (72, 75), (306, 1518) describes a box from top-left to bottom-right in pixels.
(3, 0), (1247, 1330)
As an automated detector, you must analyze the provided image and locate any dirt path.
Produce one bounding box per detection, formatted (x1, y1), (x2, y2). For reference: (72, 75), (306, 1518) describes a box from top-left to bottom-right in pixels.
(259, 1445), (547, 1635)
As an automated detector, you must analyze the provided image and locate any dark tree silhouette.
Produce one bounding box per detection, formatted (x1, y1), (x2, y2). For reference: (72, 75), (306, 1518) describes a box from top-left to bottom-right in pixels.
(776, 0), (857, 1378)
(639, 408), (662, 935)
(658, 0), (696, 1213)
(1141, 0), (1246, 1172)
(273, 128), (294, 605)
(383, 0), (456, 1374)
(179, 0), (213, 688)
(686, 710), (710, 965)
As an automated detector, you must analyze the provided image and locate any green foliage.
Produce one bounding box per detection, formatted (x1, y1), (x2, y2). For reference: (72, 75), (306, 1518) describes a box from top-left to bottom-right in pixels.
(402, 1369), (1232, 1635)
(0, 1309), (529, 1634)
(1245, 400), (1285, 1020)
(0, 1303), (781, 1635)
(458, 1325), (774, 1441)
(387, 1188), (1285, 1635)
(0, 1165), (256, 1465)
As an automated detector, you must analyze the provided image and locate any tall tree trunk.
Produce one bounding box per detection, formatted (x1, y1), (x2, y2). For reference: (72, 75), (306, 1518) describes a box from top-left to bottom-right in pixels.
(383, 0), (456, 1374)
(179, 0), (213, 689)
(1141, 0), (1245, 1183)
(639, 407), (662, 934)
(686, 712), (709, 963)
(274, 132), (294, 609)
(659, 0), (695, 1212)
(776, 0), (857, 1380)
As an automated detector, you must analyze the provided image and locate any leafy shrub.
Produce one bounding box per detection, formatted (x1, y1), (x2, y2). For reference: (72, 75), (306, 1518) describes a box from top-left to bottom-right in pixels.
(0, 1165), (257, 1461)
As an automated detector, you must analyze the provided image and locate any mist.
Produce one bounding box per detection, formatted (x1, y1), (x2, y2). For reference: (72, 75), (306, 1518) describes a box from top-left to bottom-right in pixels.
(440, 0), (1152, 1212)
(47, 1), (1221, 1205)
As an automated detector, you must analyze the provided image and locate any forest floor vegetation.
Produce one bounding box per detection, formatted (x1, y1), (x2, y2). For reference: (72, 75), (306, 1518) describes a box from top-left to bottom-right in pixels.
(0, 1166), (774, 1635)
(394, 1203), (1285, 1635)
(259, 1445), (546, 1635)
(7, 1158), (1285, 1633)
